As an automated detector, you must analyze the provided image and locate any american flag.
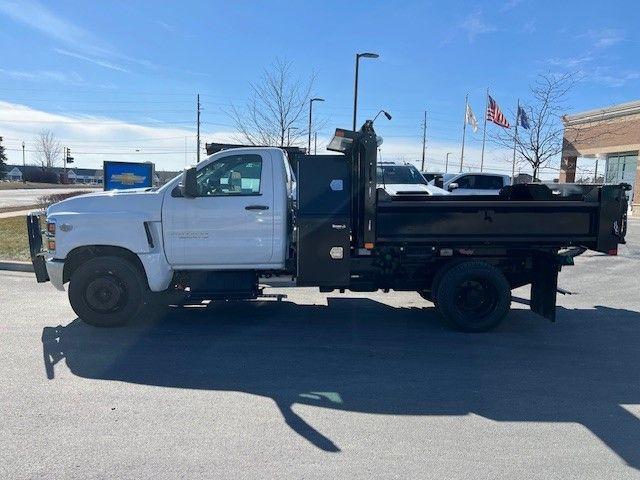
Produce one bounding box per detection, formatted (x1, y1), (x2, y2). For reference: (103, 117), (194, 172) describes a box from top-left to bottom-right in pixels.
(486, 95), (510, 128)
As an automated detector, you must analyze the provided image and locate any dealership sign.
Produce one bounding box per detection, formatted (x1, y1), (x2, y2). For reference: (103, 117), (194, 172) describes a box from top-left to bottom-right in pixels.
(103, 161), (154, 191)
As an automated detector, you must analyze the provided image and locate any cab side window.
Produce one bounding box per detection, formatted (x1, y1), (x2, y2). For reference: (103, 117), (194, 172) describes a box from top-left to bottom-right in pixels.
(456, 175), (474, 189)
(476, 176), (505, 190)
(196, 154), (262, 197)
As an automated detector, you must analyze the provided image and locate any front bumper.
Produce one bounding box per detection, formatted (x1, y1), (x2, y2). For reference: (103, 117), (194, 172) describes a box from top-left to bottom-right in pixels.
(27, 213), (67, 291)
(45, 259), (65, 291)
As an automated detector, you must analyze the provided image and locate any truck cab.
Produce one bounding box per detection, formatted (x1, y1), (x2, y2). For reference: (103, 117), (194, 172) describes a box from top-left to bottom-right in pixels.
(162, 148), (292, 270)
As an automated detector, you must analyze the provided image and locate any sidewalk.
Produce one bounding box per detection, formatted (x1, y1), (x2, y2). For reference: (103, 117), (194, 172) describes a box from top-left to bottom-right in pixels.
(0, 208), (41, 219)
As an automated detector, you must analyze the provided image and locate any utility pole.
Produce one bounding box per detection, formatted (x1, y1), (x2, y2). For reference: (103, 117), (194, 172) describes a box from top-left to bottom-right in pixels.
(314, 132), (317, 155)
(196, 94), (201, 163)
(22, 141), (25, 166)
(421, 110), (427, 171)
(511, 99), (520, 185)
(308, 98), (324, 153)
(480, 87), (489, 172)
(445, 152), (451, 173)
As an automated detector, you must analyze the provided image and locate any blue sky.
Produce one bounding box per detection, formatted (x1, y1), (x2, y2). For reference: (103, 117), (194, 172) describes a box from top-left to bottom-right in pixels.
(0, 0), (638, 176)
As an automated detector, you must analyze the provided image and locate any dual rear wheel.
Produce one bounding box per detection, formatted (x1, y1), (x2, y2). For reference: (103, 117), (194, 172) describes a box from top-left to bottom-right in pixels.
(428, 261), (512, 332)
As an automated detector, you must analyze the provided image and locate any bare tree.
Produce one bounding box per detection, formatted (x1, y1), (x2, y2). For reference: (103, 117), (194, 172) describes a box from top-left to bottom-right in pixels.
(228, 59), (316, 147)
(33, 130), (62, 169)
(492, 73), (577, 180)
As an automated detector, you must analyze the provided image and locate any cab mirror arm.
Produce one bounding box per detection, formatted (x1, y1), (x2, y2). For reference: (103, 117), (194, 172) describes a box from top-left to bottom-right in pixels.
(183, 167), (198, 198)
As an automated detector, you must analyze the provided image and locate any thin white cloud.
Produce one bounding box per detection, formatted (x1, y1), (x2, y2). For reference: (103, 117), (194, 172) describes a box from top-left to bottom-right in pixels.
(523, 19), (536, 34)
(0, 100), (233, 171)
(0, 0), (154, 72)
(590, 67), (640, 88)
(584, 29), (625, 49)
(546, 55), (593, 69)
(459, 11), (497, 43)
(0, 0), (110, 57)
(54, 49), (128, 73)
(153, 20), (174, 32)
(501, 0), (523, 11)
(0, 68), (84, 85)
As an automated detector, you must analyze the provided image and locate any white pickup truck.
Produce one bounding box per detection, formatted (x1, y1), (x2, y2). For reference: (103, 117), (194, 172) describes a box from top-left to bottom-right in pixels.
(27, 122), (629, 332)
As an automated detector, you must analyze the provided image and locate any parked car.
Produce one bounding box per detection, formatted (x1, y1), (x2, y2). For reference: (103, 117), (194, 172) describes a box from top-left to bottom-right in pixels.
(421, 171), (446, 184)
(378, 163), (449, 196)
(440, 173), (511, 195)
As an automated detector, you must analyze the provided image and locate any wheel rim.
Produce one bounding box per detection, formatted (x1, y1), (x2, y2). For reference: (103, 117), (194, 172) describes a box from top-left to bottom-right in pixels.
(84, 273), (127, 313)
(453, 278), (498, 319)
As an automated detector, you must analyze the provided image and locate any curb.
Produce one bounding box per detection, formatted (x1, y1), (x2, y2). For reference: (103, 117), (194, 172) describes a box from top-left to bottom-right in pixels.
(0, 261), (34, 272)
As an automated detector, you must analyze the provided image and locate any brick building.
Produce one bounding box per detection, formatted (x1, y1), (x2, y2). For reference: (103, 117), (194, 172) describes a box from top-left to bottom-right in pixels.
(561, 100), (640, 212)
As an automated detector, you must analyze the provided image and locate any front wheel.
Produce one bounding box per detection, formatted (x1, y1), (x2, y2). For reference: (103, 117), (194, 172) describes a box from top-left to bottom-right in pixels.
(68, 256), (147, 327)
(435, 261), (511, 332)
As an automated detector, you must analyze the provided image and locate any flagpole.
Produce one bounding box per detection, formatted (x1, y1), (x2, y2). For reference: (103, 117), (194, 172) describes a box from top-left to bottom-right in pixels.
(480, 87), (489, 172)
(460, 93), (468, 173)
(511, 99), (519, 185)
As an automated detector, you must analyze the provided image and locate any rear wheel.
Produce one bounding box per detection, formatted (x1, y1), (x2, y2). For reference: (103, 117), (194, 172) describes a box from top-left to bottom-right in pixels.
(68, 256), (147, 327)
(435, 261), (511, 332)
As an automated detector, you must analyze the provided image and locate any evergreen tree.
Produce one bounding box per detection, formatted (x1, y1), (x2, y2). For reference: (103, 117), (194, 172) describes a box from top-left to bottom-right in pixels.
(0, 136), (7, 179)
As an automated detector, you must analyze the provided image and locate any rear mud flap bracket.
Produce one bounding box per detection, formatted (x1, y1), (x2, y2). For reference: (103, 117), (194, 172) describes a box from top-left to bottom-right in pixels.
(530, 252), (559, 322)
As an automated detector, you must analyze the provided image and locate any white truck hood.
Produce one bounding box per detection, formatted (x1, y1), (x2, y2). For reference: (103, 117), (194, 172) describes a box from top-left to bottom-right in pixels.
(44, 188), (167, 261)
(380, 183), (450, 196)
(47, 188), (163, 219)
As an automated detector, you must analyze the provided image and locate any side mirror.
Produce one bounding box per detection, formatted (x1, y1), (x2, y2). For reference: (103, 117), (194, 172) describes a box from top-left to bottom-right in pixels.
(183, 167), (198, 198)
(448, 182), (459, 191)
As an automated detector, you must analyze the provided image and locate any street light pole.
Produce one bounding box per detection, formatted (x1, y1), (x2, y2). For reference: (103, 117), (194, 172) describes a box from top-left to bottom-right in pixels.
(352, 52), (379, 131)
(308, 97), (324, 153)
(421, 110), (427, 171)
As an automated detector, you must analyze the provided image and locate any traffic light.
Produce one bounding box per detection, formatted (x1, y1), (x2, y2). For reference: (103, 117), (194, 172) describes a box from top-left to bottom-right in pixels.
(66, 148), (74, 164)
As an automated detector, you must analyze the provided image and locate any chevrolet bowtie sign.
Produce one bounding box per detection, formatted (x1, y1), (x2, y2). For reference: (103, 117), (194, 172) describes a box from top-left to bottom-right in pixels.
(103, 161), (154, 191)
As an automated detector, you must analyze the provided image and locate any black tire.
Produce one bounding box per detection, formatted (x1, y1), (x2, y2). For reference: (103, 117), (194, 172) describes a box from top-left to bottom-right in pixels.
(68, 256), (147, 327)
(435, 261), (511, 332)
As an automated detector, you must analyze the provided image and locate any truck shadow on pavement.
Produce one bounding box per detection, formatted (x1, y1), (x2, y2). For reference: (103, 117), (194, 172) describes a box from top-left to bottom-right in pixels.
(42, 298), (640, 466)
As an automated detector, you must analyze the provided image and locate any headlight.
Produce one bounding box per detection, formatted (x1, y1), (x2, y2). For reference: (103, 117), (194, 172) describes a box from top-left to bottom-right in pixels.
(46, 220), (56, 251)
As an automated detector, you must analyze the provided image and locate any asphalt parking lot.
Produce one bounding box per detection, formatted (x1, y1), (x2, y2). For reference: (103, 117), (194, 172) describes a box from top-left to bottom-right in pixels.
(2, 220), (640, 479)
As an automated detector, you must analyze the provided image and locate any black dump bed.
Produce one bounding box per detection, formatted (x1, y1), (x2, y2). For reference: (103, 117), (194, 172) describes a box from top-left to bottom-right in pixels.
(376, 183), (629, 254)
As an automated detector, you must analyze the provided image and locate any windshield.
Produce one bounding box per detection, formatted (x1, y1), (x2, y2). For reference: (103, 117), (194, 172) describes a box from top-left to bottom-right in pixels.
(377, 165), (427, 185)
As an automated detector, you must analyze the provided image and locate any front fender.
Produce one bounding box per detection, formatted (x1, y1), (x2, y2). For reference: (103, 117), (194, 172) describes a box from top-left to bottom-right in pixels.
(48, 211), (154, 259)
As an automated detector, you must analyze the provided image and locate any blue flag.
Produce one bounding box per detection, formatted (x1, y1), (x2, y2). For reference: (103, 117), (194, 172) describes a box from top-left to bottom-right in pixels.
(517, 106), (530, 129)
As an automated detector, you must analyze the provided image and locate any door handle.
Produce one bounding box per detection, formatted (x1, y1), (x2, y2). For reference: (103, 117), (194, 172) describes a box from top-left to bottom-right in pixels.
(245, 205), (269, 210)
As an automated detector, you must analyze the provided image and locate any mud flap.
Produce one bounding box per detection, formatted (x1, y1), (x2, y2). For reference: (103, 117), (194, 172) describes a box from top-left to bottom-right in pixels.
(530, 252), (559, 322)
(27, 213), (50, 283)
